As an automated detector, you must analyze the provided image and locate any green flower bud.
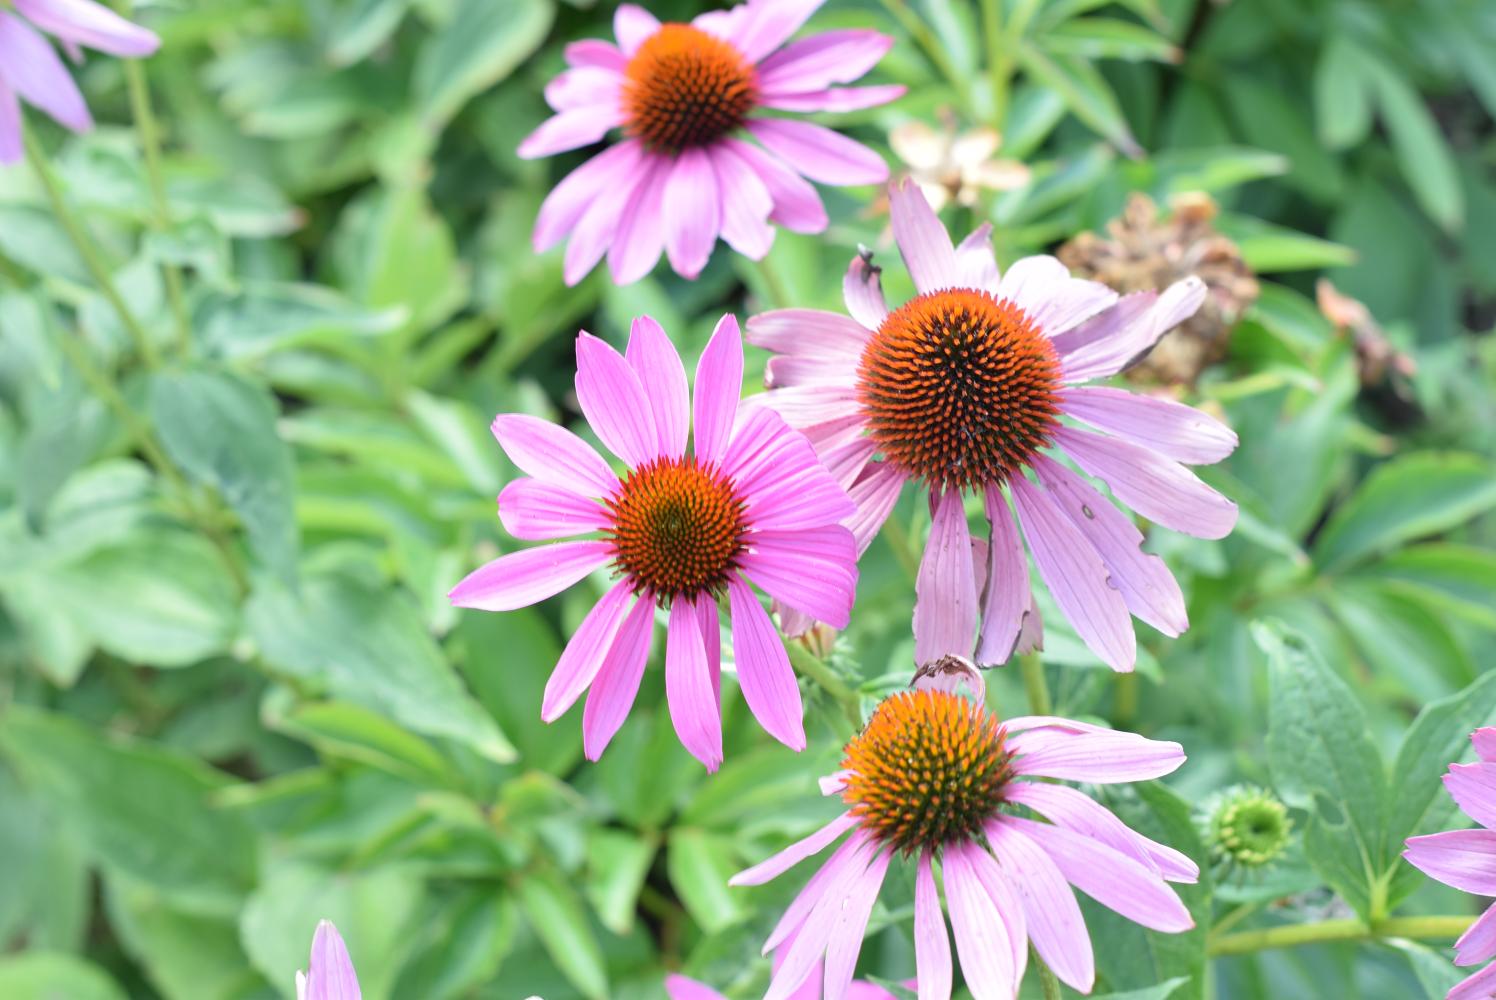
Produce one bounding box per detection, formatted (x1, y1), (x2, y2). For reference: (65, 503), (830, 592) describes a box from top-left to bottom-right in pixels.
(1198, 784), (1293, 873)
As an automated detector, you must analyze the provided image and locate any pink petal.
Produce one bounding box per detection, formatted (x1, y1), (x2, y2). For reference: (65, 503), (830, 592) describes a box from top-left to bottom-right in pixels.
(820, 437), (878, 491)
(693, 314), (745, 467)
(766, 354), (859, 390)
(748, 119), (889, 186)
(1061, 386), (1238, 465)
(847, 464), (905, 556)
(1404, 830), (1496, 896)
(303, 920), (361, 1000)
(767, 843), (880, 1000)
(576, 331), (659, 467)
(747, 308), (871, 358)
(998, 256), (1116, 335)
(986, 820), (1094, 992)
(448, 541), (612, 612)
(543, 66), (623, 112)
(695, 593), (723, 716)
(955, 223), (1000, 292)
(757, 29), (894, 93)
(0, 13), (91, 132)
(516, 104), (622, 159)
(14, 0), (158, 57)
(582, 591), (654, 760)
(941, 844), (1018, 1000)
(965, 847), (1027, 990)
(1053, 425), (1238, 540)
(1009, 726), (1185, 783)
(1475, 728), (1496, 763)
(664, 148), (722, 279)
(541, 579), (633, 721)
(607, 154), (671, 285)
(737, 442), (857, 531)
(740, 526), (857, 628)
(1009, 474), (1136, 671)
(915, 853), (952, 1000)
(761, 84), (905, 113)
(823, 848), (892, 1000)
(1446, 762), (1496, 831)
(710, 142), (775, 259)
(728, 576), (806, 750)
(1456, 905), (1496, 967)
(1450, 961), (1496, 1000)
(562, 151), (648, 285)
(764, 831), (872, 953)
(1007, 816), (1194, 933)
(664, 974), (725, 1000)
(731, 811), (857, 887)
(564, 39), (626, 72)
(890, 178), (959, 294)
(534, 140), (645, 253)
(752, 384), (861, 429)
(1060, 277), (1206, 382)
(736, 0), (824, 63)
(1050, 291), (1155, 357)
(613, 3), (659, 55)
(975, 487), (1031, 666)
(843, 254), (888, 329)
(723, 137), (829, 233)
(1030, 454), (1187, 637)
(491, 413), (619, 499)
(497, 477), (609, 540)
(914, 489), (978, 665)
(1007, 781), (1198, 883)
(666, 596), (723, 771)
(0, 80), (24, 164)
(625, 315), (690, 460)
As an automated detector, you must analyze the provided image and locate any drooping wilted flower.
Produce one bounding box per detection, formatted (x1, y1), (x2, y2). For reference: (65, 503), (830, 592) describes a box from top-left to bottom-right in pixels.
(731, 689), (1197, 1000)
(883, 115), (1030, 213)
(1403, 728), (1496, 1000)
(520, 0), (903, 285)
(1198, 784), (1293, 874)
(749, 180), (1238, 671)
(449, 314), (857, 771)
(1057, 192), (1258, 386)
(0, 0), (160, 163)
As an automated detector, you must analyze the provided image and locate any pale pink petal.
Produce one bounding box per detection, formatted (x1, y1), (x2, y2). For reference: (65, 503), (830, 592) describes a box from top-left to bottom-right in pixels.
(1061, 386), (1238, 465)
(889, 178), (958, 294)
(998, 256), (1116, 335)
(767, 839), (878, 999)
(730, 812), (857, 887)
(534, 141), (645, 253)
(914, 489), (978, 666)
(0, 80), (25, 163)
(764, 831), (872, 953)
(1009, 727), (1186, 783)
(1053, 425), (1238, 540)
(757, 29), (893, 93)
(665, 148), (722, 279)
(761, 85), (905, 113)
(563, 150), (650, 285)
(14, 0), (158, 57)
(747, 308), (871, 358)
(1007, 781), (1198, 883)
(516, 104), (622, 159)
(498, 477), (609, 540)
(1030, 454), (1187, 637)
(693, 314), (744, 467)
(613, 3), (659, 55)
(666, 596), (723, 771)
(448, 541), (612, 612)
(723, 137), (829, 233)
(740, 526), (857, 628)
(752, 384), (860, 429)
(941, 844), (1017, 1000)
(582, 591), (654, 760)
(986, 820), (1094, 992)
(1404, 830), (1496, 896)
(842, 464), (903, 556)
(1475, 728), (1496, 764)
(543, 66), (623, 111)
(1009, 474), (1136, 671)
(955, 223), (1000, 292)
(1050, 291), (1155, 355)
(0, 13), (91, 132)
(1450, 961), (1496, 1000)
(607, 155), (672, 285)
(491, 413), (619, 498)
(843, 254), (888, 329)
(728, 576), (806, 751)
(975, 487), (1031, 666)
(710, 143), (775, 259)
(737, 0), (825, 62)
(915, 853), (952, 1000)
(965, 848), (1027, 989)
(664, 974), (725, 1000)
(1060, 277), (1206, 382)
(823, 849), (892, 1000)
(733, 430), (857, 531)
(303, 920), (361, 1000)
(541, 579), (633, 721)
(564, 38), (627, 72)
(576, 331), (659, 467)
(1456, 905), (1496, 967)
(820, 437), (878, 491)
(692, 6), (750, 40)
(766, 354), (859, 390)
(748, 119), (889, 186)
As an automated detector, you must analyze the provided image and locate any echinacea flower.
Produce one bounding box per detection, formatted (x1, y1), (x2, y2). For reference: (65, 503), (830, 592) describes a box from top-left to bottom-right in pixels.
(1403, 728), (1496, 1000)
(296, 921), (360, 1000)
(449, 314), (857, 771)
(520, 0), (903, 285)
(0, 0), (160, 163)
(730, 688), (1198, 1000)
(747, 180), (1239, 671)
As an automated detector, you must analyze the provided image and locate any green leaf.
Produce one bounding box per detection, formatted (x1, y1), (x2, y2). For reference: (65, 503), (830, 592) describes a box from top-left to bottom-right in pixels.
(1094, 978), (1192, 1000)
(327, 0), (412, 66)
(584, 829), (655, 935)
(514, 868), (609, 1000)
(197, 283), (405, 361)
(1365, 59), (1463, 231)
(414, 0), (555, 126)
(1216, 214), (1358, 272)
(1359, 544), (1496, 631)
(1042, 18), (1179, 63)
(150, 369), (299, 583)
(1326, 580), (1474, 702)
(391, 890), (517, 1000)
(277, 700), (459, 786)
(1313, 453), (1496, 573)
(0, 769), (88, 951)
(105, 876), (262, 1000)
(1016, 43), (1141, 156)
(0, 953), (127, 1000)
(330, 185), (466, 336)
(0, 708), (257, 913)
(1387, 939), (1468, 999)
(1313, 36), (1373, 150)
(248, 572), (516, 762)
(668, 828), (747, 934)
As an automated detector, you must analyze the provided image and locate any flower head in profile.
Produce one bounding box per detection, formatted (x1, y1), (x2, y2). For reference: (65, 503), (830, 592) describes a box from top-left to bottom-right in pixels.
(521, 0), (903, 285)
(450, 314), (857, 771)
(1403, 728), (1496, 1000)
(296, 921), (360, 1000)
(748, 180), (1239, 671)
(0, 0), (160, 163)
(730, 688), (1198, 1000)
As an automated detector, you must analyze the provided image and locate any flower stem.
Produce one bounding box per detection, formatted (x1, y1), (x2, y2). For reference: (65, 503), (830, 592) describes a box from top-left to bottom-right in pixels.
(1019, 651), (1051, 715)
(787, 641), (863, 732)
(979, 0), (1010, 128)
(1033, 948), (1062, 1000)
(23, 130), (159, 369)
(1207, 915), (1476, 957)
(124, 58), (192, 354)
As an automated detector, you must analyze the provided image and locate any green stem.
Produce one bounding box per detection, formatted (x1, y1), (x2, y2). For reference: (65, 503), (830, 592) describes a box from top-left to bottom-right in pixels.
(787, 642), (863, 732)
(24, 130), (160, 369)
(1208, 915), (1475, 957)
(749, 256), (792, 311)
(1209, 901), (1263, 938)
(1033, 948), (1062, 999)
(979, 0), (1010, 128)
(1019, 651), (1051, 715)
(880, 508), (920, 583)
(124, 58), (191, 354)
(875, 0), (968, 97)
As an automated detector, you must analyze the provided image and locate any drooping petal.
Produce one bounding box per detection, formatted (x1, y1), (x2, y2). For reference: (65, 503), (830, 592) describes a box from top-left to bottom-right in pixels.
(491, 413), (619, 499)
(965, 847), (1027, 991)
(576, 331), (659, 468)
(539, 579), (633, 722)
(498, 477), (609, 540)
(756, 29), (894, 94)
(449, 541), (612, 612)
(302, 920), (362, 1000)
(723, 137), (829, 233)
(760, 85), (905, 113)
(748, 119), (889, 186)
(1060, 386), (1238, 465)
(666, 596), (723, 771)
(625, 315), (690, 460)
(740, 526), (857, 628)
(1049, 290), (1155, 356)
(1445, 762), (1496, 831)
(847, 464), (906, 556)
(843, 253), (888, 329)
(766, 354), (859, 390)
(1404, 830), (1496, 896)
(955, 223), (1000, 292)
(710, 142), (776, 259)
(986, 820), (1094, 992)
(1450, 961), (1496, 1000)
(1475, 728), (1496, 763)
(998, 257), (1116, 336)
(736, 0), (825, 63)
(613, 3), (660, 55)
(975, 487), (1031, 666)
(694, 314), (745, 467)
(0, 13), (91, 132)
(914, 853), (953, 1000)
(941, 844), (1017, 1000)
(889, 178), (959, 294)
(823, 849), (892, 1000)
(608, 154), (672, 285)
(730, 811), (858, 887)
(914, 489), (978, 666)
(1455, 905), (1496, 967)
(1006, 781), (1198, 883)
(728, 576), (806, 751)
(767, 839), (878, 1000)
(534, 140), (644, 253)
(664, 148), (722, 279)
(1009, 726), (1186, 783)
(581, 591), (654, 760)
(764, 831), (872, 953)
(748, 308), (872, 358)
(562, 148), (651, 285)
(1053, 425), (1238, 540)
(516, 104), (623, 159)
(14, 0), (158, 57)
(664, 974), (725, 1000)
(1059, 277), (1206, 382)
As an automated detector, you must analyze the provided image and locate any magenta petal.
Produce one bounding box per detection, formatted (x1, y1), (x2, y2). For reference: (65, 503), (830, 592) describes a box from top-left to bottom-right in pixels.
(1475, 728), (1496, 763)
(543, 66), (623, 111)
(975, 487), (1031, 666)
(761, 84), (904, 113)
(303, 920), (362, 1000)
(534, 142), (642, 253)
(914, 489), (979, 666)
(541, 579), (632, 722)
(1009, 474), (1136, 671)
(986, 820), (1095, 992)
(693, 314), (745, 466)
(664, 148), (722, 279)
(736, 0), (824, 62)
(764, 831), (872, 953)
(613, 3), (659, 54)
(710, 142), (775, 259)
(1009, 726), (1185, 783)
(941, 844), (1018, 1000)
(748, 308), (871, 358)
(625, 315), (690, 459)
(565, 38), (627, 72)
(1054, 425), (1238, 540)
(0, 80), (22, 164)
(728, 576), (806, 751)
(498, 477), (608, 540)
(955, 223), (1000, 292)
(757, 29), (894, 93)
(0, 13), (91, 132)
(576, 331), (659, 468)
(1450, 962), (1496, 1000)
(1061, 386), (1238, 465)
(748, 118), (889, 186)
(740, 526), (857, 628)
(582, 592), (654, 760)
(843, 254), (888, 329)
(889, 179), (959, 294)
(1007, 781), (1198, 883)
(767, 839), (878, 1000)
(607, 154), (672, 285)
(516, 104), (621, 159)
(823, 848), (892, 1000)
(731, 812), (856, 887)
(448, 541), (611, 612)
(723, 137), (829, 233)
(491, 413), (619, 499)
(915, 853), (953, 1000)
(664, 974), (726, 1000)
(15, 0), (158, 57)
(666, 596), (723, 771)
(1405, 830), (1496, 896)
(1456, 905), (1496, 967)
(562, 154), (643, 285)
(1446, 762), (1496, 830)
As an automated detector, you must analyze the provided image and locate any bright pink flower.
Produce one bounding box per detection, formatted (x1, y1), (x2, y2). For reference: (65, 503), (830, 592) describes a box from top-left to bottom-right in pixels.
(731, 688), (1198, 1000)
(0, 0), (159, 163)
(1404, 728), (1496, 1000)
(747, 180), (1239, 672)
(520, 0), (903, 286)
(296, 921), (360, 1000)
(450, 314), (857, 771)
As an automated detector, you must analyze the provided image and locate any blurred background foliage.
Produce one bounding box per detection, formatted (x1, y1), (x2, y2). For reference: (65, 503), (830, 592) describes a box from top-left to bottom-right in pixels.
(0, 0), (1492, 997)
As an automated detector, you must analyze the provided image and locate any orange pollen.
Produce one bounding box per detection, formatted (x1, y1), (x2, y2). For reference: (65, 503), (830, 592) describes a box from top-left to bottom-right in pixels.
(856, 288), (1063, 493)
(841, 689), (1013, 856)
(605, 456), (747, 600)
(623, 24), (759, 153)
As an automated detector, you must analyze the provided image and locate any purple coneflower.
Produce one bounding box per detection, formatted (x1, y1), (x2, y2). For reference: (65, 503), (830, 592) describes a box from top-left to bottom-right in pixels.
(450, 315), (857, 771)
(0, 0), (160, 163)
(1404, 728), (1496, 1000)
(747, 180), (1239, 671)
(731, 688), (1197, 1000)
(520, 0), (903, 285)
